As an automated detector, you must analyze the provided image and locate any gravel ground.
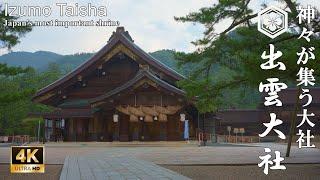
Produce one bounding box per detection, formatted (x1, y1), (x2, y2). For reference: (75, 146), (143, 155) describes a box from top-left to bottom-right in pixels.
(0, 164), (62, 180)
(162, 164), (320, 180)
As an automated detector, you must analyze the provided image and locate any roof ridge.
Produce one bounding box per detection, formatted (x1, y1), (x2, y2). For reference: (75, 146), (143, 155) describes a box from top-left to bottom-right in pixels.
(119, 33), (185, 79)
(109, 26), (134, 42)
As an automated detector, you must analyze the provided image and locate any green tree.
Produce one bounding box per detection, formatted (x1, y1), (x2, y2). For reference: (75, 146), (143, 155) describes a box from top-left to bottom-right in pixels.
(0, 65), (61, 135)
(0, 6), (33, 103)
(0, 6), (32, 49)
(0, 7), (35, 135)
(0, 7), (67, 137)
(175, 0), (320, 156)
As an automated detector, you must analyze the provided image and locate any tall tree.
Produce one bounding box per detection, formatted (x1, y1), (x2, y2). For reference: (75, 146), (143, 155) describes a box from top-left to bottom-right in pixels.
(0, 6), (34, 135)
(175, 0), (320, 156)
(0, 6), (33, 102)
(0, 7), (32, 49)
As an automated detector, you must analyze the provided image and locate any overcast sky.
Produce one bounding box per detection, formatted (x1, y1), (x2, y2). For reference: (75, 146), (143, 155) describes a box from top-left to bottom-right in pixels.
(1, 0), (319, 55)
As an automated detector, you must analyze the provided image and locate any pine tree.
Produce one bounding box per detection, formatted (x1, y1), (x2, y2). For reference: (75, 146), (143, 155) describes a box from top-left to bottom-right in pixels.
(175, 0), (320, 156)
(0, 7), (33, 103)
(0, 7), (34, 135)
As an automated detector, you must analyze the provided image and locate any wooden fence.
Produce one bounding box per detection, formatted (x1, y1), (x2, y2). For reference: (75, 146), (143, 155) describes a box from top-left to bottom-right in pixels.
(0, 135), (42, 144)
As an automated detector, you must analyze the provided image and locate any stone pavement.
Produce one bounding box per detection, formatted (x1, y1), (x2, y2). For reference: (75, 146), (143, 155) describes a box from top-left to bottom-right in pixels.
(0, 142), (319, 165)
(60, 155), (190, 180)
(0, 142), (319, 179)
(55, 142), (320, 179)
(80, 142), (320, 165)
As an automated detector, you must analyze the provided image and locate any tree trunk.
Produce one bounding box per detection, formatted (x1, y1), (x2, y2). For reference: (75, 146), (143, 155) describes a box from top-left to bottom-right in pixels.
(286, 87), (302, 157)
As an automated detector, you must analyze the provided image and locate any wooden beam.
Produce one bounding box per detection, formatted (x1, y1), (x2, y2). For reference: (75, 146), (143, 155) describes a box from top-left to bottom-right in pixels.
(104, 43), (137, 62)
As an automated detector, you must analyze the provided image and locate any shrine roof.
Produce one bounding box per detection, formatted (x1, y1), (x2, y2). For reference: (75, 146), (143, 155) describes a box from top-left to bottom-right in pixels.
(57, 99), (90, 108)
(33, 27), (185, 102)
(41, 108), (95, 119)
(216, 109), (264, 123)
(90, 69), (186, 105)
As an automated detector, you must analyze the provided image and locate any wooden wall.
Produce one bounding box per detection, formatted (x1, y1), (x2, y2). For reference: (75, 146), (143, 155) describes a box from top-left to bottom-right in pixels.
(63, 111), (195, 142)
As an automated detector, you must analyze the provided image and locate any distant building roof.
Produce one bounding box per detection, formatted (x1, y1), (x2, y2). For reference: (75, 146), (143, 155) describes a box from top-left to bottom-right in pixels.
(217, 109), (264, 123)
(277, 87), (320, 105)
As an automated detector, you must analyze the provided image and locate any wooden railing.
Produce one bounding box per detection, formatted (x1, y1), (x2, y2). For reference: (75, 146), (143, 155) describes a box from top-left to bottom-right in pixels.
(0, 135), (43, 144)
(217, 135), (260, 143)
(197, 132), (215, 146)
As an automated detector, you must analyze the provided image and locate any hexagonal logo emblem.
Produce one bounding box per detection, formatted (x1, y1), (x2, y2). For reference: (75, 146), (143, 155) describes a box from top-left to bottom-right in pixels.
(258, 6), (288, 39)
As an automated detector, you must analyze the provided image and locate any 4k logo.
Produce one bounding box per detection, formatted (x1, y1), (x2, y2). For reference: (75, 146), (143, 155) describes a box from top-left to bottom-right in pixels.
(11, 146), (45, 173)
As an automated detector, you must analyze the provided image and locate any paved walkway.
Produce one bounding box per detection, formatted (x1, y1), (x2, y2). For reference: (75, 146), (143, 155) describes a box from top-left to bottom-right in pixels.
(1, 142), (319, 165)
(1, 142), (319, 179)
(60, 155), (190, 180)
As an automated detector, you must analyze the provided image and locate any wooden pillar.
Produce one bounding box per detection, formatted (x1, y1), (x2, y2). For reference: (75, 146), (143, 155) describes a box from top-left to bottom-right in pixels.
(52, 120), (56, 142)
(167, 114), (181, 141)
(43, 119), (47, 142)
(69, 118), (75, 141)
(129, 122), (140, 141)
(150, 121), (160, 141)
(114, 120), (120, 141)
(119, 114), (129, 141)
(94, 115), (103, 141)
(105, 114), (114, 142)
(88, 118), (95, 141)
(160, 121), (167, 141)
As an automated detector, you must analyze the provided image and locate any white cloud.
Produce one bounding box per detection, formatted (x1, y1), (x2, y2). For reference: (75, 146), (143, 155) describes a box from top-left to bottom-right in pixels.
(2, 0), (213, 54)
(2, 0), (319, 55)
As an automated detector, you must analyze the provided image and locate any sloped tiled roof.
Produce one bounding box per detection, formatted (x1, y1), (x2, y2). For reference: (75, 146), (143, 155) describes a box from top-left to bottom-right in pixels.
(33, 27), (184, 102)
(90, 69), (186, 105)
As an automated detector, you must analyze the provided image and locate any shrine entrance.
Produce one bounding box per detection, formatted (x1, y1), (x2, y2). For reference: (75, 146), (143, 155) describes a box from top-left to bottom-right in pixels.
(120, 113), (165, 141)
(127, 120), (168, 141)
(115, 105), (183, 141)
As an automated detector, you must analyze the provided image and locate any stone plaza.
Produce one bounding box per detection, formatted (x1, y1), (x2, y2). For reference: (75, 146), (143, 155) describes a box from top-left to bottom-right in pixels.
(0, 142), (319, 179)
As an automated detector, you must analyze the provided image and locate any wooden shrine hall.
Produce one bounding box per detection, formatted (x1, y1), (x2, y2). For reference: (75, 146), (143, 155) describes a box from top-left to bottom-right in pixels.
(216, 88), (320, 137)
(32, 27), (198, 142)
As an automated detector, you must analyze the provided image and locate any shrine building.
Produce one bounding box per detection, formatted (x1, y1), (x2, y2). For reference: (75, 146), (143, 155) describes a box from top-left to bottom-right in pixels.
(32, 27), (199, 142)
(216, 88), (320, 138)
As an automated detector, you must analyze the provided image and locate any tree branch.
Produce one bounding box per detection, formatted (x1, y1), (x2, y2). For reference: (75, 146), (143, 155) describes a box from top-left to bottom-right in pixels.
(221, 13), (257, 35)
